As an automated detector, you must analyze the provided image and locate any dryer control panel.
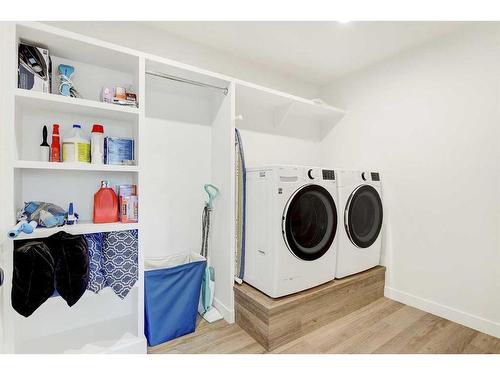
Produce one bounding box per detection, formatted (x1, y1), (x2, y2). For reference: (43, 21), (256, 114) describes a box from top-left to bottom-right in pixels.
(361, 171), (380, 182)
(322, 169), (336, 180)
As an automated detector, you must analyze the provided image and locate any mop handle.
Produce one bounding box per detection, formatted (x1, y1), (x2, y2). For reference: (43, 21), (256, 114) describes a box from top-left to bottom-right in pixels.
(204, 184), (219, 209)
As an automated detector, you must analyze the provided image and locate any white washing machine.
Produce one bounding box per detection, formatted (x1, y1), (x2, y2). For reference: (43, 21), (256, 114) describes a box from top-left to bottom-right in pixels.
(244, 165), (339, 298)
(336, 170), (383, 278)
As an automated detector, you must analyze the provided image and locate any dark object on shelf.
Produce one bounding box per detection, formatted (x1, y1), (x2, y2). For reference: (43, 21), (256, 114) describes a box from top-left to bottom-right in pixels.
(11, 231), (89, 317)
(46, 231), (89, 307)
(18, 42), (52, 93)
(11, 240), (55, 317)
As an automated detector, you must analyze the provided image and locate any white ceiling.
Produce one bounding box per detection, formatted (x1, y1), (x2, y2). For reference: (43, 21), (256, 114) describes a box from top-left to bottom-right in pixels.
(148, 21), (469, 85)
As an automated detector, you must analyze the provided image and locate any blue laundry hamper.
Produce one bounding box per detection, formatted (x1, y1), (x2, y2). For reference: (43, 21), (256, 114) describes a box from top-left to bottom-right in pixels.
(144, 252), (206, 347)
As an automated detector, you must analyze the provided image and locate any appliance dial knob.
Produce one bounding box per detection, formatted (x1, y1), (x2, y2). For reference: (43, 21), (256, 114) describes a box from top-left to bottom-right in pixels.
(361, 172), (367, 181)
(308, 169), (315, 180)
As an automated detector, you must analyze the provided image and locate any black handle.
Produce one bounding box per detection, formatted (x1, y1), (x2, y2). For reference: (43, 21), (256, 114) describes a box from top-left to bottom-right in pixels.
(41, 125), (49, 146)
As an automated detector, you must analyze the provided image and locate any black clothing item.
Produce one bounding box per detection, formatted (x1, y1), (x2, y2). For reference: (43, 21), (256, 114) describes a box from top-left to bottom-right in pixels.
(11, 232), (89, 316)
(46, 231), (89, 307)
(12, 241), (55, 317)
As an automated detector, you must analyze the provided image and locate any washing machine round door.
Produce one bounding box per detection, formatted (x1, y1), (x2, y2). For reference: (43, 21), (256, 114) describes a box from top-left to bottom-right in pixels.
(283, 184), (338, 261)
(345, 185), (383, 248)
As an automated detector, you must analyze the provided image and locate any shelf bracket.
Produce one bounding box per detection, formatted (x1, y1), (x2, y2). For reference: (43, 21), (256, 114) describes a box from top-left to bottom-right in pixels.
(274, 103), (294, 128)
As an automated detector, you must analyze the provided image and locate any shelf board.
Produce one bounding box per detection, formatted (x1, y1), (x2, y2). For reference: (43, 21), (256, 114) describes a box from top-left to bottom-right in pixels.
(14, 221), (139, 240)
(48, 285), (139, 302)
(17, 22), (140, 74)
(235, 81), (345, 140)
(15, 89), (139, 121)
(13, 160), (139, 172)
(15, 315), (145, 354)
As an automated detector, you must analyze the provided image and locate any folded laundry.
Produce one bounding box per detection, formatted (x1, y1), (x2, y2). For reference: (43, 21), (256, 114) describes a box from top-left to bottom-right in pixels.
(84, 233), (106, 293)
(46, 231), (89, 307)
(12, 240), (55, 317)
(19, 201), (67, 228)
(102, 230), (138, 299)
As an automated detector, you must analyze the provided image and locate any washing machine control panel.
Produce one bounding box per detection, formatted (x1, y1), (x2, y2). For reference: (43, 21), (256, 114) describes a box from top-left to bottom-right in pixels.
(322, 169), (336, 180)
(362, 172), (380, 182)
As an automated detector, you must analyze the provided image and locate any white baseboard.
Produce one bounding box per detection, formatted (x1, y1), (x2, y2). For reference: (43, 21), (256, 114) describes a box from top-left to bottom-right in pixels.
(213, 297), (235, 324)
(385, 286), (500, 339)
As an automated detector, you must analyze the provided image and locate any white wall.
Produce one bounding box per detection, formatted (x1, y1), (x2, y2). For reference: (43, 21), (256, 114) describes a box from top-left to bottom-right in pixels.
(238, 129), (323, 168)
(44, 22), (319, 99)
(141, 117), (211, 258)
(320, 24), (500, 337)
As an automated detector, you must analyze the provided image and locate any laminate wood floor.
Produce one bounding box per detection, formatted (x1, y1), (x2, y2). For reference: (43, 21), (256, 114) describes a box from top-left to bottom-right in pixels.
(148, 298), (500, 354)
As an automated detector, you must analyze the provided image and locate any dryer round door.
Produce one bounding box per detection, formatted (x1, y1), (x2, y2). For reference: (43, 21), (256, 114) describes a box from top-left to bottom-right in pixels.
(283, 184), (338, 261)
(345, 185), (383, 248)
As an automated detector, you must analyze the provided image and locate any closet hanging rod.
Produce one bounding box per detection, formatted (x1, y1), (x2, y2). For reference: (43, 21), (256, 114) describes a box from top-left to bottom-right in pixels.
(146, 70), (228, 95)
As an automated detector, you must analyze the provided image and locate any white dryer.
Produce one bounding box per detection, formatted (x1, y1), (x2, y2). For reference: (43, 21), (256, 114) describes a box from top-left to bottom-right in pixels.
(336, 170), (383, 278)
(244, 165), (339, 298)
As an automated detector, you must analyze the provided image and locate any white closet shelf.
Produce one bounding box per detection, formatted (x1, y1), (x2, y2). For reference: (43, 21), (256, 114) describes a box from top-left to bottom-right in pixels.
(17, 22), (140, 74)
(48, 285), (139, 303)
(235, 81), (346, 139)
(15, 315), (145, 354)
(15, 89), (139, 121)
(14, 221), (139, 240)
(13, 160), (139, 172)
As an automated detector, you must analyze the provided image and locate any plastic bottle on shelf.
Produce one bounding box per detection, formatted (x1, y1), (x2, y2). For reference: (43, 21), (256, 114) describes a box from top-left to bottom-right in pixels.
(62, 124), (90, 163)
(93, 180), (119, 223)
(91, 124), (105, 165)
(50, 124), (61, 162)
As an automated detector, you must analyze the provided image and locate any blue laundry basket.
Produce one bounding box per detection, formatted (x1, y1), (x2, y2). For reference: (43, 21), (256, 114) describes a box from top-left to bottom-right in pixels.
(144, 252), (206, 347)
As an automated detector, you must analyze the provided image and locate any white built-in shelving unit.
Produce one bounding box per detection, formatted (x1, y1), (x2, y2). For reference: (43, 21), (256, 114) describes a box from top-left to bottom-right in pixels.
(0, 21), (345, 354)
(1, 21), (144, 354)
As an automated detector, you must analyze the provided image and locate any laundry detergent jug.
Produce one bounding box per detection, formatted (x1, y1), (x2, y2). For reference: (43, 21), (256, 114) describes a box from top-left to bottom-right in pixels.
(93, 181), (119, 223)
(62, 124), (90, 163)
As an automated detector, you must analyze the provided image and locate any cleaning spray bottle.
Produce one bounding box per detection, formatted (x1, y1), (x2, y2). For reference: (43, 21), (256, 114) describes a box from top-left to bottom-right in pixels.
(50, 124), (61, 162)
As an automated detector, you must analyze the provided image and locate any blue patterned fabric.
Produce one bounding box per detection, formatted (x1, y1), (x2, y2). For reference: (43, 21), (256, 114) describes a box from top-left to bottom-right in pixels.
(102, 230), (138, 299)
(84, 233), (106, 293)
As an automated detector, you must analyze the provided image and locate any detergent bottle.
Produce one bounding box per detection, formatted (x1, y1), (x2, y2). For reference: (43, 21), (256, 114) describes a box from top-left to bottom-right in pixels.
(93, 181), (119, 223)
(90, 124), (105, 165)
(62, 124), (90, 163)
